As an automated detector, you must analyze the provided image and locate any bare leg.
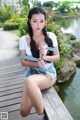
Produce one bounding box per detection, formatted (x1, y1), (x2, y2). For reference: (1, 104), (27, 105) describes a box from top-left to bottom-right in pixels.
(25, 74), (56, 115)
(20, 81), (33, 117)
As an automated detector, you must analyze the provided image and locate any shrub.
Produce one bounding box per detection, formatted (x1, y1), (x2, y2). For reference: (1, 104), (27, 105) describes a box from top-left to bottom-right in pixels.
(46, 22), (60, 33)
(0, 6), (12, 22)
(19, 18), (28, 36)
(54, 57), (66, 73)
(72, 41), (80, 49)
(0, 23), (4, 28)
(12, 14), (21, 23)
(4, 23), (20, 30)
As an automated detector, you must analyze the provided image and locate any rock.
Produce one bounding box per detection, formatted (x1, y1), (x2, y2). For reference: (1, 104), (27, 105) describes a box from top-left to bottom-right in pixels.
(57, 60), (76, 83)
(65, 33), (76, 40)
(72, 54), (80, 66)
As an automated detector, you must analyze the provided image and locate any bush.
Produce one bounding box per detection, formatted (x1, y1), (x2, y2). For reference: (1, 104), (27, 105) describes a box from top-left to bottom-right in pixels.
(0, 6), (12, 22)
(54, 57), (66, 73)
(72, 41), (80, 49)
(3, 16), (21, 30)
(46, 22), (60, 32)
(0, 23), (4, 28)
(12, 14), (21, 23)
(19, 18), (28, 36)
(4, 23), (19, 30)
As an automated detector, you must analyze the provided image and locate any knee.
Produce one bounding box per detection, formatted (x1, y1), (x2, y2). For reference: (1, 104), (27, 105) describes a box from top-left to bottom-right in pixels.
(25, 77), (34, 87)
(20, 106), (30, 117)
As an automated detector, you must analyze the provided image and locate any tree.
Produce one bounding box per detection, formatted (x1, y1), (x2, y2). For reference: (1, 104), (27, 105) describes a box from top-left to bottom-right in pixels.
(58, 3), (70, 13)
(43, 1), (58, 9)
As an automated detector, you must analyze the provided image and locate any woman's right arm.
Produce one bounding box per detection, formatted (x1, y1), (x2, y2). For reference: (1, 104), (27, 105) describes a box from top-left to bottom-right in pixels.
(20, 50), (39, 67)
(19, 37), (45, 68)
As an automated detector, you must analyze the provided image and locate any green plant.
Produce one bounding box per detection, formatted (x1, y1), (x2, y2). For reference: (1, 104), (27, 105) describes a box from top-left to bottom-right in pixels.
(73, 41), (80, 49)
(19, 18), (28, 36)
(46, 22), (59, 32)
(0, 6), (13, 22)
(54, 57), (66, 73)
(12, 14), (20, 23)
(4, 23), (19, 30)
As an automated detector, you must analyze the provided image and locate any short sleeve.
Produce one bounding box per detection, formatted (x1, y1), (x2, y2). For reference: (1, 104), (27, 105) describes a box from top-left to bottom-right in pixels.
(49, 32), (58, 47)
(19, 36), (25, 50)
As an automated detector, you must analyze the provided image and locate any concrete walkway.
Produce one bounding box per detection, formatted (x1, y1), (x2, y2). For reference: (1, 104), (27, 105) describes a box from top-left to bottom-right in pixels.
(0, 29), (19, 61)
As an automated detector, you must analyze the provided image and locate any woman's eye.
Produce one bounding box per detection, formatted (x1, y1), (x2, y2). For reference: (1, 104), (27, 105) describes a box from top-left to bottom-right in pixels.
(41, 21), (44, 23)
(33, 21), (36, 22)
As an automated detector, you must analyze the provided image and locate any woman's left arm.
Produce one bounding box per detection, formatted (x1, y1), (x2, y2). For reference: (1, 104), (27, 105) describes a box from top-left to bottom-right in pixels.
(41, 46), (60, 62)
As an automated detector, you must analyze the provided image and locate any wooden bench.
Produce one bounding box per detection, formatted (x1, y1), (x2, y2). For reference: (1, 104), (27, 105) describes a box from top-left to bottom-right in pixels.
(0, 57), (73, 120)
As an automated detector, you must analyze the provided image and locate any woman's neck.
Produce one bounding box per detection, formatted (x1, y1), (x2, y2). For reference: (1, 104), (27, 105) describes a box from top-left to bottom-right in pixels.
(33, 31), (43, 37)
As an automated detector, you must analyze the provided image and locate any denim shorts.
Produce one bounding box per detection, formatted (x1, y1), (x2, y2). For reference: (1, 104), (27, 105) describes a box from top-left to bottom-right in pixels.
(25, 64), (57, 81)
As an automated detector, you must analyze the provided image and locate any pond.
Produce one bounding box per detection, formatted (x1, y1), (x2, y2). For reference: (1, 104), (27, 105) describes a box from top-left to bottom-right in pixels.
(56, 16), (80, 41)
(55, 17), (80, 120)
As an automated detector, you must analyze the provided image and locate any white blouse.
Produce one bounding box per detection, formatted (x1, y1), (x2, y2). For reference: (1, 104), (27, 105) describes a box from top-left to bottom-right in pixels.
(19, 32), (58, 56)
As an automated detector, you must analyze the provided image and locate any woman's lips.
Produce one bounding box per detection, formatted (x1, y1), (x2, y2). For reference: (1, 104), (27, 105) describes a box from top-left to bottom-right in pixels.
(36, 28), (40, 30)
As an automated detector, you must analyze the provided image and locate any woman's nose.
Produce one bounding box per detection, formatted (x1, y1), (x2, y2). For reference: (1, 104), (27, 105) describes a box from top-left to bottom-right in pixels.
(37, 22), (40, 27)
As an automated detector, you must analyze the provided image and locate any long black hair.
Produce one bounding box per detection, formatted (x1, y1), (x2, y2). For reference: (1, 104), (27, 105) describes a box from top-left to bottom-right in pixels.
(27, 7), (53, 58)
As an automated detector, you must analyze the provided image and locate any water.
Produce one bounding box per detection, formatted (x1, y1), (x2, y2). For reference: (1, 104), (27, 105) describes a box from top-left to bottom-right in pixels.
(55, 17), (80, 120)
(56, 17), (80, 41)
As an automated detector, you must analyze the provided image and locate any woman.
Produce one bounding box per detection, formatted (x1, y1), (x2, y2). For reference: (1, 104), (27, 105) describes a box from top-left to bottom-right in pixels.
(19, 7), (60, 120)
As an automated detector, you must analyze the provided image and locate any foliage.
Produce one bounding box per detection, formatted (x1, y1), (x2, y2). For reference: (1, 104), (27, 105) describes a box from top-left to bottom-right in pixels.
(72, 41), (80, 49)
(46, 22), (55, 32)
(0, 6), (12, 22)
(0, 23), (4, 28)
(4, 23), (19, 30)
(50, 23), (72, 69)
(3, 15), (21, 30)
(54, 57), (66, 73)
(12, 14), (21, 23)
(59, 43), (72, 58)
(20, 6), (30, 17)
(57, 3), (70, 13)
(19, 18), (28, 36)
(43, 1), (58, 8)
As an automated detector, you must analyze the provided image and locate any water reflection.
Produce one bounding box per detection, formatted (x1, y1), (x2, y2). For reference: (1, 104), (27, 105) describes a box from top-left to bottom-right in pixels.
(55, 17), (80, 120)
(55, 17), (80, 41)
(58, 67), (80, 120)
(58, 72), (76, 102)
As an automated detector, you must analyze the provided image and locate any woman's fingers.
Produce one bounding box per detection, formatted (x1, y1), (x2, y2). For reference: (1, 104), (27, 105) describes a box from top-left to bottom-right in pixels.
(38, 60), (45, 67)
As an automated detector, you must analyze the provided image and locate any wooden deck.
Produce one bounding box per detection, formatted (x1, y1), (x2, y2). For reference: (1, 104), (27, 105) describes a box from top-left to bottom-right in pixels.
(0, 57), (73, 120)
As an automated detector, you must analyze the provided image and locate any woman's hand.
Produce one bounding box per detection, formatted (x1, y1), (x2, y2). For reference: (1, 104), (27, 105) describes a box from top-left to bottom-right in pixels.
(40, 47), (47, 58)
(38, 59), (45, 68)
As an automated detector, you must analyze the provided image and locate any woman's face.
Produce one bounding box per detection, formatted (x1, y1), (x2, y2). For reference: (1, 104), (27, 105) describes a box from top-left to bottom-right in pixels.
(30, 13), (45, 33)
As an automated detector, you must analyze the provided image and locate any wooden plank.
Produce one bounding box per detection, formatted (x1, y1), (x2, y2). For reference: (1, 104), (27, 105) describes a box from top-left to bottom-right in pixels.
(0, 57), (20, 65)
(0, 98), (21, 108)
(0, 76), (24, 84)
(8, 111), (38, 120)
(0, 71), (24, 80)
(43, 87), (73, 120)
(0, 74), (24, 82)
(0, 87), (22, 96)
(0, 83), (23, 92)
(0, 56), (73, 120)
(0, 65), (24, 73)
(0, 92), (22, 102)
(43, 95), (59, 120)
(0, 69), (25, 76)
(0, 103), (20, 112)
(0, 80), (23, 88)
(0, 101), (35, 114)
